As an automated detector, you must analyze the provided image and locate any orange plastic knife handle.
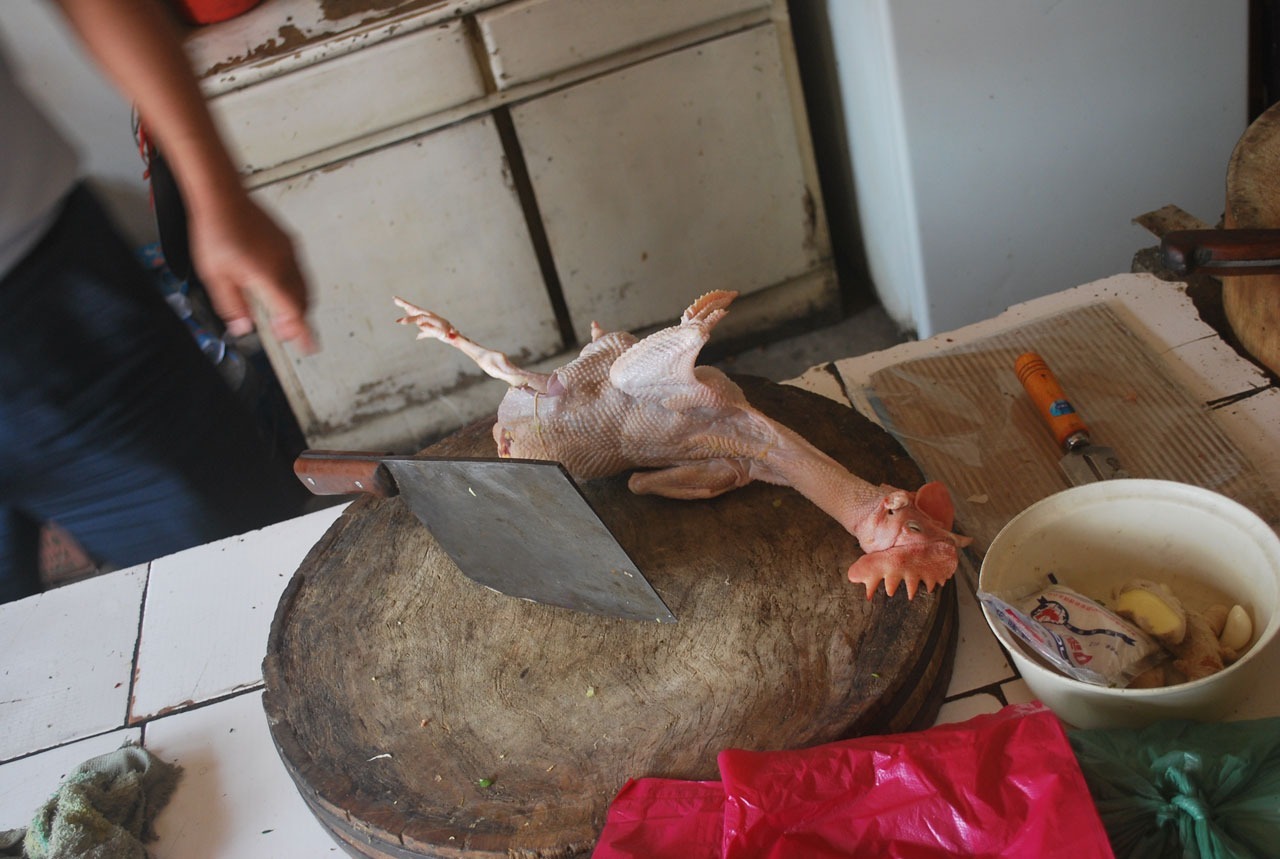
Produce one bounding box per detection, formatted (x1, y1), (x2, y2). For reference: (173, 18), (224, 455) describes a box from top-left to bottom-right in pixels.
(1014, 352), (1089, 450)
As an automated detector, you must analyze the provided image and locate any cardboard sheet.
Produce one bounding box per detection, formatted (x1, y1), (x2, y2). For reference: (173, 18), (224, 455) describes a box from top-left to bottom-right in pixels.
(868, 302), (1280, 566)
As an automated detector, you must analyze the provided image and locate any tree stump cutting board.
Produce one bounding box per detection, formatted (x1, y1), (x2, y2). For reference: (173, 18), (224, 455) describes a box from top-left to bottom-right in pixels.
(1224, 99), (1280, 377)
(263, 376), (957, 858)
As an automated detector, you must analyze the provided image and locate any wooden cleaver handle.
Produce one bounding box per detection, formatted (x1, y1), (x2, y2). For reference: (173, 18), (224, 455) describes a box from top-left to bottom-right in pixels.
(293, 450), (400, 497)
(1160, 228), (1280, 276)
(1014, 353), (1089, 450)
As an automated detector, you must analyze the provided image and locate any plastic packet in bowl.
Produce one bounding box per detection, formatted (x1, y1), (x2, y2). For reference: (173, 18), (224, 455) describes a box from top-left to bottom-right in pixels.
(979, 583), (1166, 687)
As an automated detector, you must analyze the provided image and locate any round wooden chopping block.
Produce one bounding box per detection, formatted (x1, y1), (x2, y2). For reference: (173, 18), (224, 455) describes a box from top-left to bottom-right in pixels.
(263, 376), (958, 859)
(1224, 100), (1280, 377)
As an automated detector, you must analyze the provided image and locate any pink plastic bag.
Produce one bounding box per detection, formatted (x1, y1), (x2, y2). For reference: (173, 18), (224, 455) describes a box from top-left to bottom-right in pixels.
(593, 704), (1114, 859)
(593, 778), (724, 859)
(718, 703), (1112, 858)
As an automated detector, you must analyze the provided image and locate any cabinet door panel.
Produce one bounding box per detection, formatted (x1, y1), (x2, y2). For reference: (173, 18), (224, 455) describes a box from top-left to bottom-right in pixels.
(210, 20), (484, 174)
(477, 0), (768, 88)
(254, 117), (559, 451)
(512, 25), (826, 337)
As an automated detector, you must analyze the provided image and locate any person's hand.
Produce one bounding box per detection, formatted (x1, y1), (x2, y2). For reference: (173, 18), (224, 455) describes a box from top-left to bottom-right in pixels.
(187, 190), (317, 354)
(48, 0), (316, 352)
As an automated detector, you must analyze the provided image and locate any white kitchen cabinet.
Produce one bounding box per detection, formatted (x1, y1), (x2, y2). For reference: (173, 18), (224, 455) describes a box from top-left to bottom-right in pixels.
(209, 18), (485, 175)
(512, 25), (825, 337)
(187, 0), (835, 452)
(475, 0), (769, 87)
(252, 116), (558, 451)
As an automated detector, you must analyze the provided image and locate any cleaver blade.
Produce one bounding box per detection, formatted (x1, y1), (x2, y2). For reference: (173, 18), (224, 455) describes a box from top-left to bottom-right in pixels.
(1014, 353), (1130, 485)
(294, 450), (676, 623)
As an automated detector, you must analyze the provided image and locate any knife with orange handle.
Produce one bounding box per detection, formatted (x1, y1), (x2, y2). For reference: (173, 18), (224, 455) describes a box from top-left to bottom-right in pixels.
(1014, 352), (1129, 484)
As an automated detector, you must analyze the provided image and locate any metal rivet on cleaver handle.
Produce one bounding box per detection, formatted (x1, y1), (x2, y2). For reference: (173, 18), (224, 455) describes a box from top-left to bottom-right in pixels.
(1014, 352), (1130, 485)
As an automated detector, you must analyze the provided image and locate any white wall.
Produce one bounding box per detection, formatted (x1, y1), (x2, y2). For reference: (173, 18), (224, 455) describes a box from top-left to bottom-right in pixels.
(827, 0), (1249, 336)
(4, 0), (1251, 331)
(1, 2), (157, 245)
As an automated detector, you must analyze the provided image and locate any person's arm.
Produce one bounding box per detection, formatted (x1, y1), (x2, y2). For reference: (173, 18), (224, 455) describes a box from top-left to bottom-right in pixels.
(52, 0), (315, 352)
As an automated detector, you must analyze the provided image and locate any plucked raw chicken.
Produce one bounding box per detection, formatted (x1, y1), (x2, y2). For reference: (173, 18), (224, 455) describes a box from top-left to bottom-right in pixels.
(394, 290), (971, 599)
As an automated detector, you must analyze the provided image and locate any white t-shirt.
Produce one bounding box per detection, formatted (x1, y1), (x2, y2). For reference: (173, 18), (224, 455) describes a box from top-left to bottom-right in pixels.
(0, 45), (79, 277)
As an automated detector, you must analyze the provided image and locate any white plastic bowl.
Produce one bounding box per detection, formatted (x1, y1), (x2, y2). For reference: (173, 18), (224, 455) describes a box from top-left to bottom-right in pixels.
(979, 479), (1280, 729)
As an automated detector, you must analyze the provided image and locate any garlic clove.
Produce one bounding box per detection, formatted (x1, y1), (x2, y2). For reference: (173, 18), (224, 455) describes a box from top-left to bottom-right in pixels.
(1220, 604), (1253, 652)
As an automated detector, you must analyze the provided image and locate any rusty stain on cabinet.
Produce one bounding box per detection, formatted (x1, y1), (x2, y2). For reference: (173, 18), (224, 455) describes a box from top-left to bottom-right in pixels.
(319, 0), (446, 22)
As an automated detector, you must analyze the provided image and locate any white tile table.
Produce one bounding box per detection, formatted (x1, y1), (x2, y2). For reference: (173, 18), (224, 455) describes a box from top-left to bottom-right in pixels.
(0, 273), (1276, 855)
(809, 272), (1280, 724)
(0, 505), (346, 850)
(0, 567), (145, 761)
(145, 691), (345, 858)
(132, 507), (349, 722)
(0, 729), (140, 833)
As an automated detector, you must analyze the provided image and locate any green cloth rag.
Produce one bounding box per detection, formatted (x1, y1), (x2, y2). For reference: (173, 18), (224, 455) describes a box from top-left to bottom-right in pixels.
(0, 744), (181, 859)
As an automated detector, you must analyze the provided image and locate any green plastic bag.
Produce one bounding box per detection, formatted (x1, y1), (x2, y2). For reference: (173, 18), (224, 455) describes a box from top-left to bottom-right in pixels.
(1069, 718), (1280, 859)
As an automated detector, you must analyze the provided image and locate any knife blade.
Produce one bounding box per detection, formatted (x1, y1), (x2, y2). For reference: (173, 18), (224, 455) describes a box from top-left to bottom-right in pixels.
(1014, 353), (1129, 484)
(294, 450), (677, 623)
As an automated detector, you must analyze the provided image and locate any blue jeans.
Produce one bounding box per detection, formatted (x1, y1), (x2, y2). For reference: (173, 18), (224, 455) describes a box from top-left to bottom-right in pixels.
(0, 184), (308, 602)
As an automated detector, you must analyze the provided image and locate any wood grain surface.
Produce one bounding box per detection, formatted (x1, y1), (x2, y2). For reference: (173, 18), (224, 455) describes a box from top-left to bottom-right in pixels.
(262, 376), (957, 858)
(1224, 99), (1280, 377)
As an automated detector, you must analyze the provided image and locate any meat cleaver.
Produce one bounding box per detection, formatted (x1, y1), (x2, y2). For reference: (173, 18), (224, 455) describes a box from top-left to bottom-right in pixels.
(294, 450), (677, 623)
(1014, 353), (1129, 484)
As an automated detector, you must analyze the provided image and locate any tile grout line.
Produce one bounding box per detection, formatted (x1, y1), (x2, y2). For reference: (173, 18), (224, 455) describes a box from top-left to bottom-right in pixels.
(124, 563), (151, 732)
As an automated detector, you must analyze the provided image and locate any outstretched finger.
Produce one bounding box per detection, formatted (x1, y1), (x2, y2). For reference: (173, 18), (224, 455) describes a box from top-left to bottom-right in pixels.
(270, 307), (317, 354)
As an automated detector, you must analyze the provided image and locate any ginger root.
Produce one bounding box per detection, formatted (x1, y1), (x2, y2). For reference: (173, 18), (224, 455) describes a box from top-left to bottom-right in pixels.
(1202, 604), (1229, 637)
(1126, 664), (1168, 689)
(1170, 609), (1235, 681)
(1115, 583), (1249, 688)
(1114, 579), (1187, 647)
